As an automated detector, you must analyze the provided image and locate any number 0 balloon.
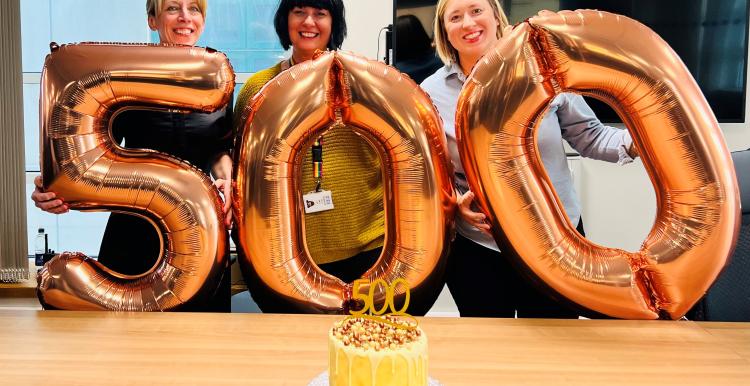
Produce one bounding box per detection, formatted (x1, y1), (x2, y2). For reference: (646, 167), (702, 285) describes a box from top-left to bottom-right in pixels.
(36, 43), (234, 311)
(234, 51), (456, 314)
(456, 11), (740, 319)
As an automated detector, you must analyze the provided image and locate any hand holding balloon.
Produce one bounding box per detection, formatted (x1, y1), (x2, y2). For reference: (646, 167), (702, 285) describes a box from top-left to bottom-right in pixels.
(212, 152), (234, 228)
(456, 191), (490, 235)
(31, 175), (68, 214)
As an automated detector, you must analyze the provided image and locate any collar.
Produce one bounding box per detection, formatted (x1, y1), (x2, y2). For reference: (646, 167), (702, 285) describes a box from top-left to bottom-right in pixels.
(280, 58), (293, 71)
(443, 62), (466, 83)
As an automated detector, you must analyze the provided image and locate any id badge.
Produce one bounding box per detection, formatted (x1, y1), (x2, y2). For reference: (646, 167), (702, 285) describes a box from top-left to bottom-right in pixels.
(303, 190), (334, 214)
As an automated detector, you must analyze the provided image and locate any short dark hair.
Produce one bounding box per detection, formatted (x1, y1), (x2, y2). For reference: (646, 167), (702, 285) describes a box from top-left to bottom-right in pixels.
(273, 0), (347, 51)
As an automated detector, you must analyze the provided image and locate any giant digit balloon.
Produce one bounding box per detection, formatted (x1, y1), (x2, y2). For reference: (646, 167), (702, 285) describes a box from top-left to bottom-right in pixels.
(37, 43), (234, 311)
(234, 51), (456, 314)
(456, 11), (740, 319)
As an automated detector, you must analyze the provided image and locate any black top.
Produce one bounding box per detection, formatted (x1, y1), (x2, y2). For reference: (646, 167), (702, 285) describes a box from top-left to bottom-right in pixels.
(98, 106), (232, 277)
(112, 107), (233, 175)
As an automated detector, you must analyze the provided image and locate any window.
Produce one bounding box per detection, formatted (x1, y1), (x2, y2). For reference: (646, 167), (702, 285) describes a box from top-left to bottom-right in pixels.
(21, 0), (283, 255)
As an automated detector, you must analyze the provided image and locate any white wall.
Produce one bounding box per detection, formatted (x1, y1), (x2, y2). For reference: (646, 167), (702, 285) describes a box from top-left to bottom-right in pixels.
(341, 0), (393, 60)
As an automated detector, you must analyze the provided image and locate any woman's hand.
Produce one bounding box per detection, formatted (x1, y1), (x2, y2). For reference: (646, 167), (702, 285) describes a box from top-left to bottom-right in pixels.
(457, 190), (491, 235)
(31, 175), (69, 214)
(212, 153), (233, 228)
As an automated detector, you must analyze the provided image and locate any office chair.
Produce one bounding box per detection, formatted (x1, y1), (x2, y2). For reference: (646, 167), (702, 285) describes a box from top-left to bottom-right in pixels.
(689, 149), (750, 321)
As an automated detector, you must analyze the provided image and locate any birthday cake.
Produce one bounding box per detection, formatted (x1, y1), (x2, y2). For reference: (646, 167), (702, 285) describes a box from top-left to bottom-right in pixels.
(328, 315), (428, 386)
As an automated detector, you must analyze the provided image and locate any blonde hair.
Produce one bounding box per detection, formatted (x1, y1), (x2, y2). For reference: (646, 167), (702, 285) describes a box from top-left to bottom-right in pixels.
(147, 0), (207, 17)
(433, 0), (509, 65)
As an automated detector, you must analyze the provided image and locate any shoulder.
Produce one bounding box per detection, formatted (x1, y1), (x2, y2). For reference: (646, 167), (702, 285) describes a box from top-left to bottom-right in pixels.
(241, 63), (283, 98)
(235, 62), (283, 115)
(420, 65), (450, 93)
(248, 63), (283, 88)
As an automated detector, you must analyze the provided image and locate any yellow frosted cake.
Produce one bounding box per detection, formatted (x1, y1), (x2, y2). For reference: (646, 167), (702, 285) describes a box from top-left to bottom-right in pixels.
(328, 315), (428, 386)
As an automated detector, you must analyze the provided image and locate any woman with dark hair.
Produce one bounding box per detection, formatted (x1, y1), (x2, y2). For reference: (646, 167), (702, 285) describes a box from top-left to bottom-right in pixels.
(273, 0), (347, 53)
(235, 0), (385, 312)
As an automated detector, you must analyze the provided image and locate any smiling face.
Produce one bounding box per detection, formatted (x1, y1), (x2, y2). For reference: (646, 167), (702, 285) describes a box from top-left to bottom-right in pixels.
(443, 0), (499, 66)
(287, 6), (332, 61)
(148, 0), (205, 46)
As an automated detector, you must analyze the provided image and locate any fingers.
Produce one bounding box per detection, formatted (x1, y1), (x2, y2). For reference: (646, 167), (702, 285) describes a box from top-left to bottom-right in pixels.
(34, 198), (68, 214)
(628, 142), (639, 158)
(46, 204), (70, 215)
(457, 191), (491, 231)
(225, 209), (233, 229)
(502, 25), (514, 37)
(31, 176), (69, 214)
(222, 179), (232, 207)
(223, 178), (233, 228)
(222, 179), (232, 225)
(213, 179), (231, 207)
(213, 179), (225, 193)
(31, 189), (57, 204)
(457, 191), (476, 210)
(537, 9), (556, 17)
(213, 178), (234, 228)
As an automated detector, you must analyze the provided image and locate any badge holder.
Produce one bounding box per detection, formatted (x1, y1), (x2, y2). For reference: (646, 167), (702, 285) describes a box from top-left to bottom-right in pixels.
(303, 137), (334, 214)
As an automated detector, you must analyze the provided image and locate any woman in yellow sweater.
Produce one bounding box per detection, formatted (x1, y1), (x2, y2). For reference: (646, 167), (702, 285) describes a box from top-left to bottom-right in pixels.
(235, 0), (384, 298)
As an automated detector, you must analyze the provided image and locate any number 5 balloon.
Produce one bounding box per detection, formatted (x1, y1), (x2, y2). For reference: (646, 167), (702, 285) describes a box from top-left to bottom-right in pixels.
(37, 43), (234, 311)
(457, 11), (740, 319)
(234, 51), (456, 314)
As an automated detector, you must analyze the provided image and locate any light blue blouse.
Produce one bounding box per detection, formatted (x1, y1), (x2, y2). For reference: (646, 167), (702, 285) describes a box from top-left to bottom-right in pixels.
(421, 63), (634, 251)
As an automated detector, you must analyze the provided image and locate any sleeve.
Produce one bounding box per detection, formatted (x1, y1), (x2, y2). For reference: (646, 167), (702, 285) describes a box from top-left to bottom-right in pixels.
(233, 80), (262, 129)
(557, 93), (634, 165)
(233, 65), (279, 129)
(219, 94), (234, 154)
(199, 94), (234, 175)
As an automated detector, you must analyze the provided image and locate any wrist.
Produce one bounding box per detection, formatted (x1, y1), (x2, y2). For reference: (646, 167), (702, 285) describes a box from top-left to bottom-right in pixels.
(627, 142), (639, 158)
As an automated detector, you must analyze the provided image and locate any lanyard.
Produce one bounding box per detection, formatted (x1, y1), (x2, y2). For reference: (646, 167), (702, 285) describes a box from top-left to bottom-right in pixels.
(312, 136), (323, 192)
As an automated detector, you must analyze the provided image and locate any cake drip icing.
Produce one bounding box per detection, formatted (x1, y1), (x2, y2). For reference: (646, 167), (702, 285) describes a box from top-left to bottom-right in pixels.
(329, 316), (428, 386)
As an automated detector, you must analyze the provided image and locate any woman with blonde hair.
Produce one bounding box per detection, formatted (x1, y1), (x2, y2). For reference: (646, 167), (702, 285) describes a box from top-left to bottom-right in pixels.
(31, 0), (233, 311)
(421, 0), (637, 318)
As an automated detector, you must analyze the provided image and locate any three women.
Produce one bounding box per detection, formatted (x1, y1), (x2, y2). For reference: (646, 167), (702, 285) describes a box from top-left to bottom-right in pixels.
(33, 0), (635, 317)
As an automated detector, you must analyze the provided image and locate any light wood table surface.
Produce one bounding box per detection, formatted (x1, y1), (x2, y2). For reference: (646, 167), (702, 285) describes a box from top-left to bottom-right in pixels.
(0, 310), (747, 385)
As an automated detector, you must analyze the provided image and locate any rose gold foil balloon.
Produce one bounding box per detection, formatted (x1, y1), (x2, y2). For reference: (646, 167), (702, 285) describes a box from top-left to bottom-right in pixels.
(36, 43), (234, 311)
(456, 11), (740, 319)
(234, 51), (456, 314)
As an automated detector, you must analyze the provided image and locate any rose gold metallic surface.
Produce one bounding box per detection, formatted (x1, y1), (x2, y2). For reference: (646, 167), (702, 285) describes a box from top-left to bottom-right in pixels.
(456, 11), (740, 319)
(234, 51), (456, 313)
(37, 43), (234, 311)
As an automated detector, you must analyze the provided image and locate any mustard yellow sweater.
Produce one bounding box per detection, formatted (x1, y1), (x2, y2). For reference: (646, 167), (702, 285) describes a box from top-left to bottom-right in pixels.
(235, 63), (384, 264)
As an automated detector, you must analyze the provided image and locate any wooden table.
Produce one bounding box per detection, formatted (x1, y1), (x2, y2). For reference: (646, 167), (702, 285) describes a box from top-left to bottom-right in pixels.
(0, 310), (747, 385)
